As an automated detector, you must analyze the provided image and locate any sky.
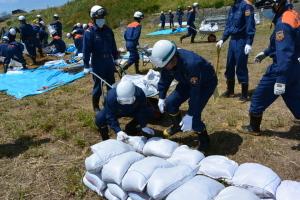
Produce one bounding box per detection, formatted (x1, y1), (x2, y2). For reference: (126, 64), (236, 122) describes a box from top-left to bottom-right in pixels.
(0, 0), (70, 15)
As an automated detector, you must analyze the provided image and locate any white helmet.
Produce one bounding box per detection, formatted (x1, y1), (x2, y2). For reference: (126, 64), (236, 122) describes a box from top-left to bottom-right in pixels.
(53, 13), (59, 18)
(193, 2), (199, 8)
(2, 36), (9, 41)
(76, 22), (81, 27)
(83, 23), (88, 29)
(149, 40), (177, 68)
(134, 11), (144, 19)
(116, 79), (136, 105)
(9, 28), (16, 36)
(169, 10), (172, 12)
(72, 29), (77, 35)
(90, 5), (106, 18)
(39, 21), (45, 26)
(18, 15), (25, 21)
(36, 14), (41, 18)
(66, 33), (72, 38)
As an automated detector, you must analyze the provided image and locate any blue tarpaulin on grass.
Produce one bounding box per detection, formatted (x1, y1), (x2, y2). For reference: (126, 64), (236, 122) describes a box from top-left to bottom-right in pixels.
(147, 27), (187, 36)
(0, 66), (84, 99)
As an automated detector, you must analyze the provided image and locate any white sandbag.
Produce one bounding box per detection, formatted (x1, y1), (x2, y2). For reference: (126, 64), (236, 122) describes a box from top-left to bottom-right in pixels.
(198, 155), (238, 180)
(143, 137), (178, 158)
(125, 136), (147, 153)
(215, 186), (260, 200)
(122, 156), (173, 192)
(276, 180), (300, 200)
(82, 171), (106, 196)
(107, 184), (128, 200)
(104, 188), (120, 200)
(147, 165), (197, 200)
(128, 192), (151, 200)
(167, 145), (205, 168)
(102, 152), (144, 185)
(90, 139), (134, 169)
(85, 153), (103, 173)
(166, 175), (225, 200)
(230, 163), (281, 199)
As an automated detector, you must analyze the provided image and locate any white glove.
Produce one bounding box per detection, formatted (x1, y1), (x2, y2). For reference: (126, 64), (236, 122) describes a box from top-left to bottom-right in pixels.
(244, 44), (252, 55)
(298, 57), (300, 63)
(179, 114), (193, 132)
(255, 52), (266, 63)
(186, 25), (190, 28)
(216, 40), (223, 49)
(83, 68), (91, 74)
(158, 98), (165, 113)
(274, 83), (286, 95)
(142, 127), (155, 135)
(116, 131), (129, 141)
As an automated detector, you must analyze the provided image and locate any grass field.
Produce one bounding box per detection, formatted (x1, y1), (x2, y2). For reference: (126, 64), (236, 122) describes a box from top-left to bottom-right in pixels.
(0, 13), (300, 200)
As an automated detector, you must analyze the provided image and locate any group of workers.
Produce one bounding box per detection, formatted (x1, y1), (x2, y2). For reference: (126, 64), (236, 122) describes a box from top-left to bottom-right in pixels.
(0, 0), (299, 153)
(83, 0), (300, 153)
(160, 7), (185, 29)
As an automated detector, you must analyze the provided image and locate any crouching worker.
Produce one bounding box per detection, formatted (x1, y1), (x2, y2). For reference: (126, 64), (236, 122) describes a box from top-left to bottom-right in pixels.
(46, 30), (66, 54)
(95, 79), (155, 141)
(149, 40), (218, 152)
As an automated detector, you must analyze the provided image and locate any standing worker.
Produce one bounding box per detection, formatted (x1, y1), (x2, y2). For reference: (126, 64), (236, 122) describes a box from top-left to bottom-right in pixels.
(149, 40), (218, 152)
(180, 3), (199, 43)
(168, 10), (174, 28)
(95, 79), (155, 140)
(176, 6), (184, 28)
(18, 15), (37, 64)
(122, 11), (144, 73)
(160, 11), (166, 30)
(216, 0), (256, 101)
(36, 14), (43, 23)
(83, 5), (119, 113)
(50, 14), (62, 37)
(242, 0), (300, 133)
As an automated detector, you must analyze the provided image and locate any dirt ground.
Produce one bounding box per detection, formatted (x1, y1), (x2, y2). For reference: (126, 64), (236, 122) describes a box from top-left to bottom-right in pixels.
(0, 20), (299, 199)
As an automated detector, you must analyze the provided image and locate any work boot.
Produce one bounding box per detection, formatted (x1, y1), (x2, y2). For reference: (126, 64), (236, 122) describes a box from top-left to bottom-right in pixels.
(134, 62), (141, 74)
(99, 126), (109, 141)
(197, 130), (210, 152)
(163, 113), (181, 138)
(191, 35), (196, 43)
(3, 64), (8, 73)
(241, 113), (263, 135)
(92, 97), (100, 113)
(239, 83), (249, 102)
(222, 79), (235, 97)
(180, 35), (187, 44)
(125, 118), (140, 135)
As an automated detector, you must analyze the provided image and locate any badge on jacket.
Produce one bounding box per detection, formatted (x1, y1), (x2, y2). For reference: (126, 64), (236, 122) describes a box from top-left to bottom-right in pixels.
(276, 30), (285, 41)
(190, 77), (199, 85)
(245, 10), (251, 16)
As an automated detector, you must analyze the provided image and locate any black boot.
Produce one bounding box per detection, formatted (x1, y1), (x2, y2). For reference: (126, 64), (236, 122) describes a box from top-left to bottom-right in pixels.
(163, 113), (181, 138)
(239, 83), (248, 102)
(92, 97), (100, 113)
(191, 34), (196, 43)
(241, 113), (262, 135)
(99, 126), (109, 141)
(180, 35), (188, 43)
(134, 61), (140, 74)
(197, 130), (210, 152)
(125, 118), (139, 135)
(3, 64), (8, 73)
(222, 79), (235, 97)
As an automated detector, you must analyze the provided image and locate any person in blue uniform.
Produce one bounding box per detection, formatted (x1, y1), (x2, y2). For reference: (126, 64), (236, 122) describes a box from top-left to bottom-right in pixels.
(160, 11), (166, 30)
(1, 28), (27, 73)
(38, 21), (48, 47)
(180, 3), (199, 43)
(32, 21), (44, 57)
(216, 0), (256, 101)
(47, 31), (66, 54)
(95, 79), (155, 140)
(122, 11), (144, 74)
(149, 40), (218, 152)
(67, 25), (84, 56)
(176, 7), (184, 28)
(50, 14), (62, 37)
(242, 0), (300, 133)
(83, 5), (119, 113)
(18, 15), (37, 64)
(168, 10), (174, 28)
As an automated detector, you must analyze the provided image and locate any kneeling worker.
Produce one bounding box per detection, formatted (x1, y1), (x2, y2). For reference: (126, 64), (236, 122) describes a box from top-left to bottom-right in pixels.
(150, 40), (218, 151)
(95, 79), (155, 141)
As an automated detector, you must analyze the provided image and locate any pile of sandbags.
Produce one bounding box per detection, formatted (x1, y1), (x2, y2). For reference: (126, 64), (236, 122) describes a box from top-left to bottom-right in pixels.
(83, 138), (300, 200)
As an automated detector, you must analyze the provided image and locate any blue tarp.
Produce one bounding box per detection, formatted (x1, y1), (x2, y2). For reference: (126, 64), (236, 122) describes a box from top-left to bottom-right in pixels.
(0, 67), (84, 99)
(147, 28), (187, 36)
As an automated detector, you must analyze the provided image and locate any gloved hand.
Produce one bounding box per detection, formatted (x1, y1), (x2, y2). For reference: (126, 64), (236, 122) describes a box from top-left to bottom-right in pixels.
(186, 25), (190, 28)
(83, 67), (91, 74)
(216, 40), (224, 49)
(255, 52), (266, 63)
(244, 44), (252, 55)
(274, 83), (286, 95)
(117, 131), (129, 141)
(158, 98), (166, 113)
(298, 57), (300, 63)
(141, 127), (155, 135)
(179, 114), (193, 132)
